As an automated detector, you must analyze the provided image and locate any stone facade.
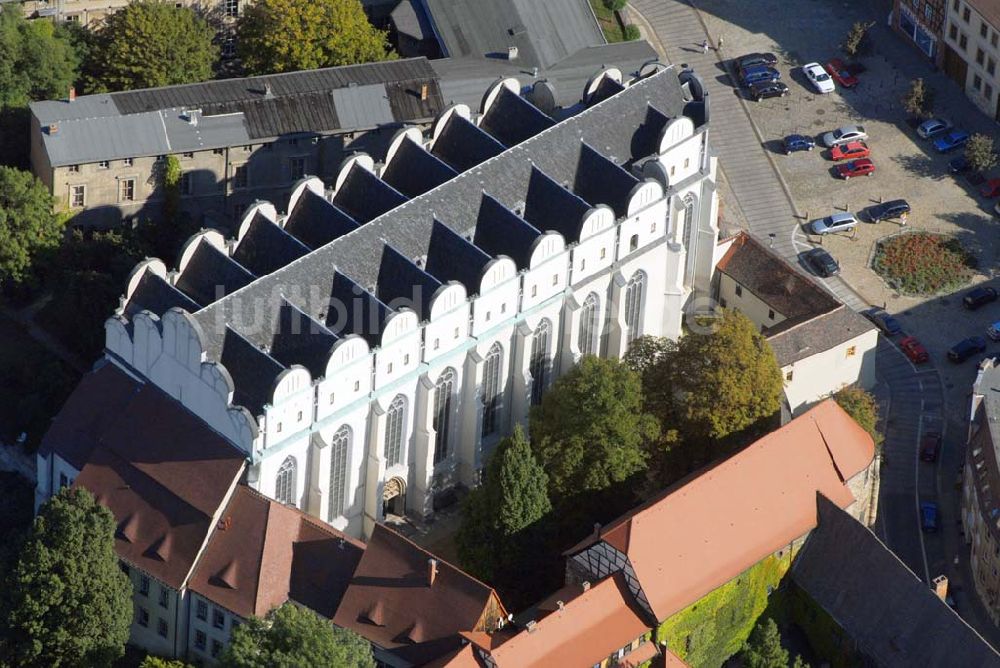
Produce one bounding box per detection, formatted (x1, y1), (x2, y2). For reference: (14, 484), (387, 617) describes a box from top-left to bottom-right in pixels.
(941, 0), (1000, 121)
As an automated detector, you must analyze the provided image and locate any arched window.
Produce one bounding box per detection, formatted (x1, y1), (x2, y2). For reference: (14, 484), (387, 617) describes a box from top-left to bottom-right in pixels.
(327, 427), (351, 521)
(481, 343), (503, 437)
(433, 369), (455, 464)
(384, 395), (407, 466)
(682, 194), (696, 251)
(275, 456), (297, 507)
(578, 293), (600, 356)
(629, 234), (639, 252)
(624, 271), (646, 345)
(530, 320), (551, 405)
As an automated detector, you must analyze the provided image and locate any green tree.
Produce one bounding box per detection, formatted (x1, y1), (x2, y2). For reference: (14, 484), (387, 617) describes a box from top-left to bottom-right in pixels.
(0, 6), (79, 109)
(902, 78), (935, 119)
(456, 426), (553, 604)
(237, 0), (393, 75)
(139, 657), (193, 668)
(83, 1), (216, 93)
(741, 618), (789, 668)
(842, 21), (875, 57)
(1, 487), (132, 667)
(0, 166), (63, 285)
(603, 0), (627, 11)
(220, 602), (374, 668)
(833, 386), (883, 447)
(965, 133), (998, 175)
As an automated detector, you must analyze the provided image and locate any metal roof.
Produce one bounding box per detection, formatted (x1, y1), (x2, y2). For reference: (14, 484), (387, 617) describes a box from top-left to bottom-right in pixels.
(332, 84), (395, 129)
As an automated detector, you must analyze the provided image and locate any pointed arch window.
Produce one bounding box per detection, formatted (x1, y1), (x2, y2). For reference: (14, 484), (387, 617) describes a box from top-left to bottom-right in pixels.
(384, 395), (407, 466)
(624, 271), (647, 345)
(433, 369), (456, 464)
(275, 456), (297, 507)
(682, 194), (696, 251)
(530, 320), (551, 405)
(578, 293), (600, 356)
(482, 343), (503, 437)
(328, 427), (351, 520)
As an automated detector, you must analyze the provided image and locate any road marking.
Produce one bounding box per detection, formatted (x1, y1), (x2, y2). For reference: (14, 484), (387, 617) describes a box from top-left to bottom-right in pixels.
(915, 401), (932, 585)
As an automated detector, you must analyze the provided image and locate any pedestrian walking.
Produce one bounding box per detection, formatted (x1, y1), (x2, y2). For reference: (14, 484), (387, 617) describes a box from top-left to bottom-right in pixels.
(717, 35), (724, 50)
(701, 39), (709, 54)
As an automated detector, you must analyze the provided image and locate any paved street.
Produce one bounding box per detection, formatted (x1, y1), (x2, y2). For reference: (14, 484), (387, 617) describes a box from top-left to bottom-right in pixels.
(630, 0), (1000, 647)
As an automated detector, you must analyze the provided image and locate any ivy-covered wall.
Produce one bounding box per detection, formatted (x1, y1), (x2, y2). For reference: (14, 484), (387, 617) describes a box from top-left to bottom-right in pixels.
(773, 581), (863, 668)
(654, 548), (796, 667)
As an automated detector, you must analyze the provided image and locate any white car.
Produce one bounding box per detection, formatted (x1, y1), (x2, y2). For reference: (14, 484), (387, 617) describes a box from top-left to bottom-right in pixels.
(822, 125), (868, 148)
(809, 212), (859, 235)
(803, 62), (835, 94)
(916, 117), (952, 139)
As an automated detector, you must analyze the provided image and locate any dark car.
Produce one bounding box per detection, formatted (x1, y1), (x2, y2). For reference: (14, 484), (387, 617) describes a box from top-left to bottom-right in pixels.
(963, 286), (999, 310)
(736, 52), (778, 71)
(948, 336), (987, 362)
(934, 130), (970, 153)
(866, 199), (910, 222)
(803, 248), (840, 277)
(921, 501), (939, 532)
(863, 308), (902, 336)
(900, 336), (929, 364)
(740, 65), (781, 87)
(920, 432), (942, 462)
(783, 134), (816, 153)
(982, 178), (1000, 198)
(949, 155), (970, 173)
(749, 81), (789, 101)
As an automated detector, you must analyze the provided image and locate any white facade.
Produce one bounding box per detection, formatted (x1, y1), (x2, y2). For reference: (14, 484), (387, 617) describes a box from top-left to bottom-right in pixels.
(103, 70), (721, 540)
(780, 328), (879, 414)
(944, 0), (1000, 119)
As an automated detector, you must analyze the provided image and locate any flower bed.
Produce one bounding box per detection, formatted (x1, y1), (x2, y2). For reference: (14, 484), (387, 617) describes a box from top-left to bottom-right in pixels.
(872, 232), (976, 295)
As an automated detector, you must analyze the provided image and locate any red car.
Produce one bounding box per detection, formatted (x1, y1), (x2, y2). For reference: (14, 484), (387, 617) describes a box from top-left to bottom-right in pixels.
(837, 158), (875, 179)
(830, 141), (870, 161)
(825, 58), (859, 88)
(920, 432), (942, 462)
(900, 336), (929, 363)
(981, 178), (1000, 198)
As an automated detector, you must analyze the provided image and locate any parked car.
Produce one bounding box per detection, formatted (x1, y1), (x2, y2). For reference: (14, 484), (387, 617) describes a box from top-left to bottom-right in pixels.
(899, 336), (929, 363)
(949, 155), (970, 173)
(963, 286), (998, 310)
(803, 62), (835, 93)
(933, 130), (970, 153)
(802, 248), (840, 276)
(920, 432), (942, 462)
(921, 501), (939, 532)
(988, 320), (1000, 341)
(981, 178), (1000, 198)
(863, 308), (903, 336)
(916, 117), (952, 139)
(830, 141), (870, 161)
(736, 52), (778, 70)
(740, 66), (781, 87)
(749, 81), (789, 101)
(825, 58), (858, 88)
(865, 199), (910, 222)
(823, 125), (868, 147)
(947, 336), (987, 362)
(809, 212), (859, 235)
(783, 134), (816, 153)
(837, 158), (875, 179)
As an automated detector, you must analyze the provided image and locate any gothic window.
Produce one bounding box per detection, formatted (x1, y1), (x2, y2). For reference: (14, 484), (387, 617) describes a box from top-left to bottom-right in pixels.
(275, 456), (297, 507)
(384, 395), (407, 466)
(481, 343), (503, 437)
(328, 427), (350, 520)
(682, 194), (696, 251)
(624, 271), (647, 345)
(530, 320), (551, 405)
(578, 293), (600, 356)
(433, 369), (455, 464)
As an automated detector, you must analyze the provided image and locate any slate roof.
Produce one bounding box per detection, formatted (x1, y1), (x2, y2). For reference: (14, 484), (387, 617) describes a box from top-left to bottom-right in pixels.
(521, 167), (593, 242)
(380, 137), (458, 198)
(792, 496), (1000, 667)
(124, 271), (200, 319)
(267, 300), (340, 378)
(767, 305), (876, 366)
(424, 220), (494, 295)
(472, 194), (543, 269)
(377, 245), (443, 320)
(233, 212), (310, 277)
(390, 0), (434, 41)
(572, 142), (639, 218)
(332, 164), (408, 224)
(282, 188), (360, 250)
(429, 113), (506, 172)
(423, 0), (604, 69)
(219, 327), (286, 416)
(478, 86), (555, 148)
(174, 241), (256, 307)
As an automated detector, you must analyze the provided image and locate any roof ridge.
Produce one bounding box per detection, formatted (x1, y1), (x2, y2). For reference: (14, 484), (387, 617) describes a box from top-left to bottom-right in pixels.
(372, 524), (497, 595)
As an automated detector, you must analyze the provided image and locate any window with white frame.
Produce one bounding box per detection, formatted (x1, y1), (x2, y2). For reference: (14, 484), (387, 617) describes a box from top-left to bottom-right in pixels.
(274, 456), (297, 506)
(118, 178), (136, 202)
(384, 395), (406, 466)
(224, 0), (238, 17)
(578, 293), (600, 356)
(624, 271), (646, 345)
(70, 185), (85, 208)
(328, 426), (350, 520)
(481, 343), (503, 437)
(530, 320), (550, 405)
(196, 599), (207, 621)
(433, 369), (455, 464)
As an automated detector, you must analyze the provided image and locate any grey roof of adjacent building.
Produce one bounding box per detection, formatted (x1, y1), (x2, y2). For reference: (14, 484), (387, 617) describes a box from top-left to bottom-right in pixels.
(793, 496), (1000, 667)
(331, 84), (396, 129)
(767, 305), (876, 367)
(391, 0), (434, 41)
(423, 0), (605, 69)
(188, 69), (690, 366)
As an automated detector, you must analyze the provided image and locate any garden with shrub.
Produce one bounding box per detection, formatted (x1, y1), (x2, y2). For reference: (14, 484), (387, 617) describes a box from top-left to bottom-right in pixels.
(872, 232), (975, 296)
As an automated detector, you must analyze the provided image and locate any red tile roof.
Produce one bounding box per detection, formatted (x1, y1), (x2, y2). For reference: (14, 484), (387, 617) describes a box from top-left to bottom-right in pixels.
(486, 573), (651, 668)
(333, 524), (507, 665)
(189, 486), (364, 619)
(570, 399), (875, 621)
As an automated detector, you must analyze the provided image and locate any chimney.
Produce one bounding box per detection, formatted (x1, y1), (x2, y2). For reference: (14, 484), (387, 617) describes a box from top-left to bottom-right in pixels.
(420, 83), (429, 101)
(556, 600), (564, 610)
(507, 45), (519, 60)
(47, 123), (59, 135)
(525, 620), (537, 633)
(264, 83), (274, 99)
(427, 558), (438, 587)
(218, 516), (232, 531)
(581, 580), (591, 591)
(68, 86), (76, 102)
(933, 574), (949, 601)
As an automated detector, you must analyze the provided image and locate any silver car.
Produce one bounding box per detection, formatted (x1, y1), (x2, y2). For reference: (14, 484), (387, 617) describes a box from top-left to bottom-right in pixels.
(809, 212), (859, 235)
(822, 125), (868, 147)
(917, 117), (952, 139)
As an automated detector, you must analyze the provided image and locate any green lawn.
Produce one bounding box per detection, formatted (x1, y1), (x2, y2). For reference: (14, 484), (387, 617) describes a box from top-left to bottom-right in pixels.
(590, 0), (626, 43)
